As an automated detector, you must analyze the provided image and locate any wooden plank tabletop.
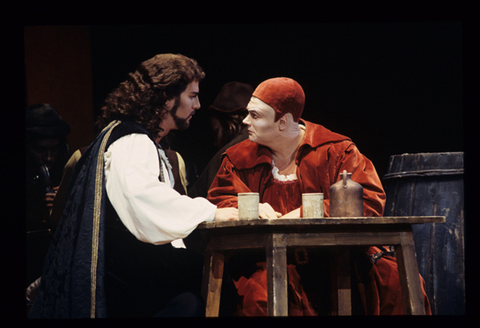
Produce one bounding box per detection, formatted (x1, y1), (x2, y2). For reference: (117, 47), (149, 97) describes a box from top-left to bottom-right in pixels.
(197, 216), (445, 230)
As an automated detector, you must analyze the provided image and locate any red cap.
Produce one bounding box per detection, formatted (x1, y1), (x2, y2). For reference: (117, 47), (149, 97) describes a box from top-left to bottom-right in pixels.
(252, 77), (305, 122)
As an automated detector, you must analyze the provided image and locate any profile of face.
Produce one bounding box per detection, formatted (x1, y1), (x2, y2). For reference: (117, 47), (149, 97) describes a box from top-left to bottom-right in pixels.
(163, 81), (201, 132)
(28, 138), (62, 170)
(242, 96), (279, 147)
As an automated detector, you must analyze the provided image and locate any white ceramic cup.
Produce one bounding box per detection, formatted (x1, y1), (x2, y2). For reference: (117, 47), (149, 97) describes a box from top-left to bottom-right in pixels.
(302, 193), (324, 218)
(238, 192), (260, 220)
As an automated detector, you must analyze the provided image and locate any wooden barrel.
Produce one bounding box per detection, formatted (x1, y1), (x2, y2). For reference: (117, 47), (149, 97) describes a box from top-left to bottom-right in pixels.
(383, 152), (464, 315)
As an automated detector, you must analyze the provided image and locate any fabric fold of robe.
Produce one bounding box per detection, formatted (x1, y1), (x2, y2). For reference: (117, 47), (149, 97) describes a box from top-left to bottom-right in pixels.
(233, 262), (317, 316)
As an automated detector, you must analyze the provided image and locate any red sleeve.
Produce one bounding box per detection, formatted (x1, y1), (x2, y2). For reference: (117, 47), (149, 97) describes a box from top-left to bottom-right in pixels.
(207, 156), (253, 208)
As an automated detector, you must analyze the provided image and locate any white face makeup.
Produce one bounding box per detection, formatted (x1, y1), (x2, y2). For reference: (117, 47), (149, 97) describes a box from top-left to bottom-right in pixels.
(242, 97), (279, 147)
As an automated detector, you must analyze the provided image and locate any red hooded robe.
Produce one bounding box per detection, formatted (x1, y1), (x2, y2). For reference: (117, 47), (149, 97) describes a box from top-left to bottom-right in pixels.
(208, 120), (431, 316)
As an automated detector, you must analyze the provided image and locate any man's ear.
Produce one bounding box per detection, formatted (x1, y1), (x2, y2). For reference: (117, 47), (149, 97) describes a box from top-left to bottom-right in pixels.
(278, 114), (289, 131)
(164, 98), (174, 110)
(163, 91), (176, 110)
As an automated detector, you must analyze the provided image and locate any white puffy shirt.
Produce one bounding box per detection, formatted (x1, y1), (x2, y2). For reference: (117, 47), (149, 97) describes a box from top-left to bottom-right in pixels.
(104, 133), (216, 247)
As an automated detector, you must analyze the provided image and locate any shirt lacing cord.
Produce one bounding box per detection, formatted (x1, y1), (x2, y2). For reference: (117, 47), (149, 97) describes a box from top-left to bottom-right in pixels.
(158, 147), (174, 188)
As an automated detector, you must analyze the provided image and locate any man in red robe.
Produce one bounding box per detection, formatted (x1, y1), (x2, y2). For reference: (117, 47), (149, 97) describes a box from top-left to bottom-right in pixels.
(207, 77), (431, 316)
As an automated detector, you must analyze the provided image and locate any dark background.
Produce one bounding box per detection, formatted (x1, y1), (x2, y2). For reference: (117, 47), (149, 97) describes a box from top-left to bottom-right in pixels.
(15, 4), (473, 320)
(88, 22), (462, 181)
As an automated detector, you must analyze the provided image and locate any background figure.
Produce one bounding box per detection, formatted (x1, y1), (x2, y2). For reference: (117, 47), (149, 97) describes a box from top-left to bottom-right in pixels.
(188, 82), (253, 198)
(209, 81), (254, 151)
(48, 146), (88, 230)
(26, 103), (71, 287)
(26, 103), (71, 229)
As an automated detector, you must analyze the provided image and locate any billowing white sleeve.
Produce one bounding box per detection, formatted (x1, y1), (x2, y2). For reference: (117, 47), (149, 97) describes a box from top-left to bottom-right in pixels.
(104, 133), (216, 245)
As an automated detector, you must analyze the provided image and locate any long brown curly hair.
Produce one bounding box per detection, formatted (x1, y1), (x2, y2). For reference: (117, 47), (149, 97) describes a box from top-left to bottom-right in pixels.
(96, 53), (205, 138)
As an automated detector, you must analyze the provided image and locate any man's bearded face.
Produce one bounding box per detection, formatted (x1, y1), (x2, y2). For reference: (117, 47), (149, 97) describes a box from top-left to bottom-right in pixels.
(169, 80), (201, 131)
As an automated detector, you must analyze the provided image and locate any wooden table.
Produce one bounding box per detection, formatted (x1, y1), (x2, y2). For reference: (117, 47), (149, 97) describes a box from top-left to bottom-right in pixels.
(198, 216), (445, 316)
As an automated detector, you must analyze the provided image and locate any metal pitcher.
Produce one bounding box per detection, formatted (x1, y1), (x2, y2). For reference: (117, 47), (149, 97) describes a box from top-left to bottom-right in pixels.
(329, 170), (363, 217)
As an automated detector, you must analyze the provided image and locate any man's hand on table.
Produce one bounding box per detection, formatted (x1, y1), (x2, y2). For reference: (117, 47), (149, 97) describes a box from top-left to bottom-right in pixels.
(214, 207), (239, 221)
(279, 207), (301, 219)
(259, 203), (282, 219)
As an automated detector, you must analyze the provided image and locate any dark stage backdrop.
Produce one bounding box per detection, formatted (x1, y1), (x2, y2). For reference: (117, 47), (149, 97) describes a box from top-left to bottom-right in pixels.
(89, 23), (462, 182)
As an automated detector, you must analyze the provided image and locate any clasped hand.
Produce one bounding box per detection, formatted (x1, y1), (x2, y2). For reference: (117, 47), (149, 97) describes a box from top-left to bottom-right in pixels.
(260, 203), (301, 219)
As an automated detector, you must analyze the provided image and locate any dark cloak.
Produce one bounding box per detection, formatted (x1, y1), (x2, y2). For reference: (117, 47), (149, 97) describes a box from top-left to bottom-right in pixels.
(29, 120), (126, 318)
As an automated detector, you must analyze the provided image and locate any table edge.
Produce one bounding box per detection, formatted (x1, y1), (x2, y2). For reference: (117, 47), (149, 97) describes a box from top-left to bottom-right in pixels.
(197, 216), (446, 230)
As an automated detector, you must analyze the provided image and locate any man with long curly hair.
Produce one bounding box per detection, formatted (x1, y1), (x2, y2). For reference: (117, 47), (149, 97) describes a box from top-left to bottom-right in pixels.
(29, 53), (238, 318)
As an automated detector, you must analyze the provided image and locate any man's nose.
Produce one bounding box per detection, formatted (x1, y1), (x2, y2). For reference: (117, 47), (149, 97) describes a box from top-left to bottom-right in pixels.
(193, 97), (201, 110)
(44, 150), (55, 164)
(243, 115), (251, 125)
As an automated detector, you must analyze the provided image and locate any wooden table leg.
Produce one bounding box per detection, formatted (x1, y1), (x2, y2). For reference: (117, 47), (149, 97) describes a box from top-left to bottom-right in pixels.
(266, 233), (288, 316)
(202, 248), (225, 317)
(396, 231), (426, 315)
(330, 247), (352, 315)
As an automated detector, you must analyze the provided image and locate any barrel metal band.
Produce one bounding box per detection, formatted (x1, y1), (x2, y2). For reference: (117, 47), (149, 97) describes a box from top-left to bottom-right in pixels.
(383, 168), (464, 180)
